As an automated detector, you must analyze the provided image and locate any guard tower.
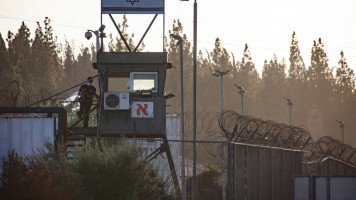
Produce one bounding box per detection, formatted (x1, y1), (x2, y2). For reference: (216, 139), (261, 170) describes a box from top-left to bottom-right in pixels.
(72, 0), (181, 196)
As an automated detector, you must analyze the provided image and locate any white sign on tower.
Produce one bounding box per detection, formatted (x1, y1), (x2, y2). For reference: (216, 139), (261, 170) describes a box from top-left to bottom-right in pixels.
(131, 101), (154, 118)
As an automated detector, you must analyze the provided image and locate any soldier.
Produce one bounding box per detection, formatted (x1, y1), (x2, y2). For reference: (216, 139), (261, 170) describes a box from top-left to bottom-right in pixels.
(78, 77), (98, 127)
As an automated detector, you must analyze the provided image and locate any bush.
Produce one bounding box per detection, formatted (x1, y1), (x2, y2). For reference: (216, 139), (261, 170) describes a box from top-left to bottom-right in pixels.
(0, 140), (174, 200)
(186, 165), (222, 200)
(74, 140), (173, 200)
(0, 146), (90, 200)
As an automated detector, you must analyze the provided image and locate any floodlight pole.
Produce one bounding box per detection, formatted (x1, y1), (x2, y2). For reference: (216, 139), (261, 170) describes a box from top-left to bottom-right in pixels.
(179, 36), (187, 200)
(283, 97), (293, 127)
(220, 74), (225, 200)
(233, 84), (245, 200)
(342, 125), (344, 144)
(234, 84), (245, 116)
(170, 34), (186, 200)
(213, 69), (230, 200)
(283, 96), (294, 189)
(336, 120), (345, 144)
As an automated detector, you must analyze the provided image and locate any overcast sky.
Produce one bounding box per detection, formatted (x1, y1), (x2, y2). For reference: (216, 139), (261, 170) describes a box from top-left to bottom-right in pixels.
(1, 0), (356, 75)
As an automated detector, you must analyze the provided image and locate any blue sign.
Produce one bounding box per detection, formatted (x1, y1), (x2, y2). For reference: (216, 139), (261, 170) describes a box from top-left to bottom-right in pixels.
(102, 0), (164, 14)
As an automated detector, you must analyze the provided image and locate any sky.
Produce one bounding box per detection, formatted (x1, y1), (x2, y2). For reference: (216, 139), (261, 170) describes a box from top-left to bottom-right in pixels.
(1, 0), (356, 75)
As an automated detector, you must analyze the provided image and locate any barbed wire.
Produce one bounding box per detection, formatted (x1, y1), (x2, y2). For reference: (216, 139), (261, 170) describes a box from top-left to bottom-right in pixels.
(218, 110), (313, 150)
(305, 136), (356, 166)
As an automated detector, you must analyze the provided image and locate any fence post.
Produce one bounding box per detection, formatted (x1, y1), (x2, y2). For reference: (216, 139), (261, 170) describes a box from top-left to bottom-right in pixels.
(270, 147), (273, 200)
(227, 141), (236, 200)
(244, 145), (249, 199)
(282, 150), (284, 199)
(258, 147), (261, 200)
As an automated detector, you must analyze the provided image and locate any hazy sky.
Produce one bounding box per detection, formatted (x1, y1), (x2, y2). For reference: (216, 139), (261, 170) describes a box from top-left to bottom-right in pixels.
(1, 0), (356, 75)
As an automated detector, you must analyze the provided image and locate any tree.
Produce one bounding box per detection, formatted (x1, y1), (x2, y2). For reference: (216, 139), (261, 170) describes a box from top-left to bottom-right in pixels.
(335, 51), (355, 101)
(333, 51), (356, 140)
(210, 37), (231, 72)
(166, 19), (193, 114)
(305, 38), (335, 139)
(287, 31), (308, 127)
(30, 17), (63, 91)
(0, 33), (10, 79)
(236, 44), (260, 116)
(76, 46), (96, 83)
(258, 56), (287, 122)
(62, 39), (76, 89)
(6, 22), (33, 92)
(307, 38), (333, 85)
(108, 15), (145, 52)
(288, 31), (306, 81)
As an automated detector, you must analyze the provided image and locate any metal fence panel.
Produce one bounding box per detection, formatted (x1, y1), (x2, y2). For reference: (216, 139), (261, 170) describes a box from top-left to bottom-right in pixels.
(315, 177), (327, 200)
(247, 146), (259, 200)
(337, 161), (346, 175)
(294, 151), (303, 175)
(235, 144), (245, 199)
(260, 148), (272, 199)
(283, 150), (293, 200)
(330, 177), (356, 200)
(294, 176), (310, 200)
(272, 149), (283, 200)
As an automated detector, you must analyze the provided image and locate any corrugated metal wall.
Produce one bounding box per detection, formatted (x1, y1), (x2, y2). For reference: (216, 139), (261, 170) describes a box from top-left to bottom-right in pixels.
(234, 144), (303, 200)
(0, 117), (55, 159)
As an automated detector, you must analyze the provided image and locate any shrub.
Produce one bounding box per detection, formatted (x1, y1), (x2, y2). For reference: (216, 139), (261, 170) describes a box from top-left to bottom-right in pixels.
(186, 165), (222, 200)
(0, 139), (174, 200)
(0, 146), (90, 200)
(73, 139), (173, 200)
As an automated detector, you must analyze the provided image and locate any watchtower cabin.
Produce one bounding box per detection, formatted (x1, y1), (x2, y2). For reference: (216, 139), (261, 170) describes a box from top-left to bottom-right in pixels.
(95, 52), (171, 138)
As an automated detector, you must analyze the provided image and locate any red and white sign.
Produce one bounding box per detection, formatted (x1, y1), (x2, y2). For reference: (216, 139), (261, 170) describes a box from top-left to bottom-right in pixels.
(131, 102), (154, 118)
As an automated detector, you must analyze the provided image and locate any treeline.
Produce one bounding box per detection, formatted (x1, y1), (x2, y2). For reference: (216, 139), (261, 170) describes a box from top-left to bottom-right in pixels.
(165, 20), (356, 144)
(0, 16), (142, 107)
(0, 17), (355, 144)
(0, 17), (97, 106)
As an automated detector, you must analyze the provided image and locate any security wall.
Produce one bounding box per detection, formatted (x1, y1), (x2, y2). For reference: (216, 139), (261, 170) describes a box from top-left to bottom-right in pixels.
(234, 144), (303, 200)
